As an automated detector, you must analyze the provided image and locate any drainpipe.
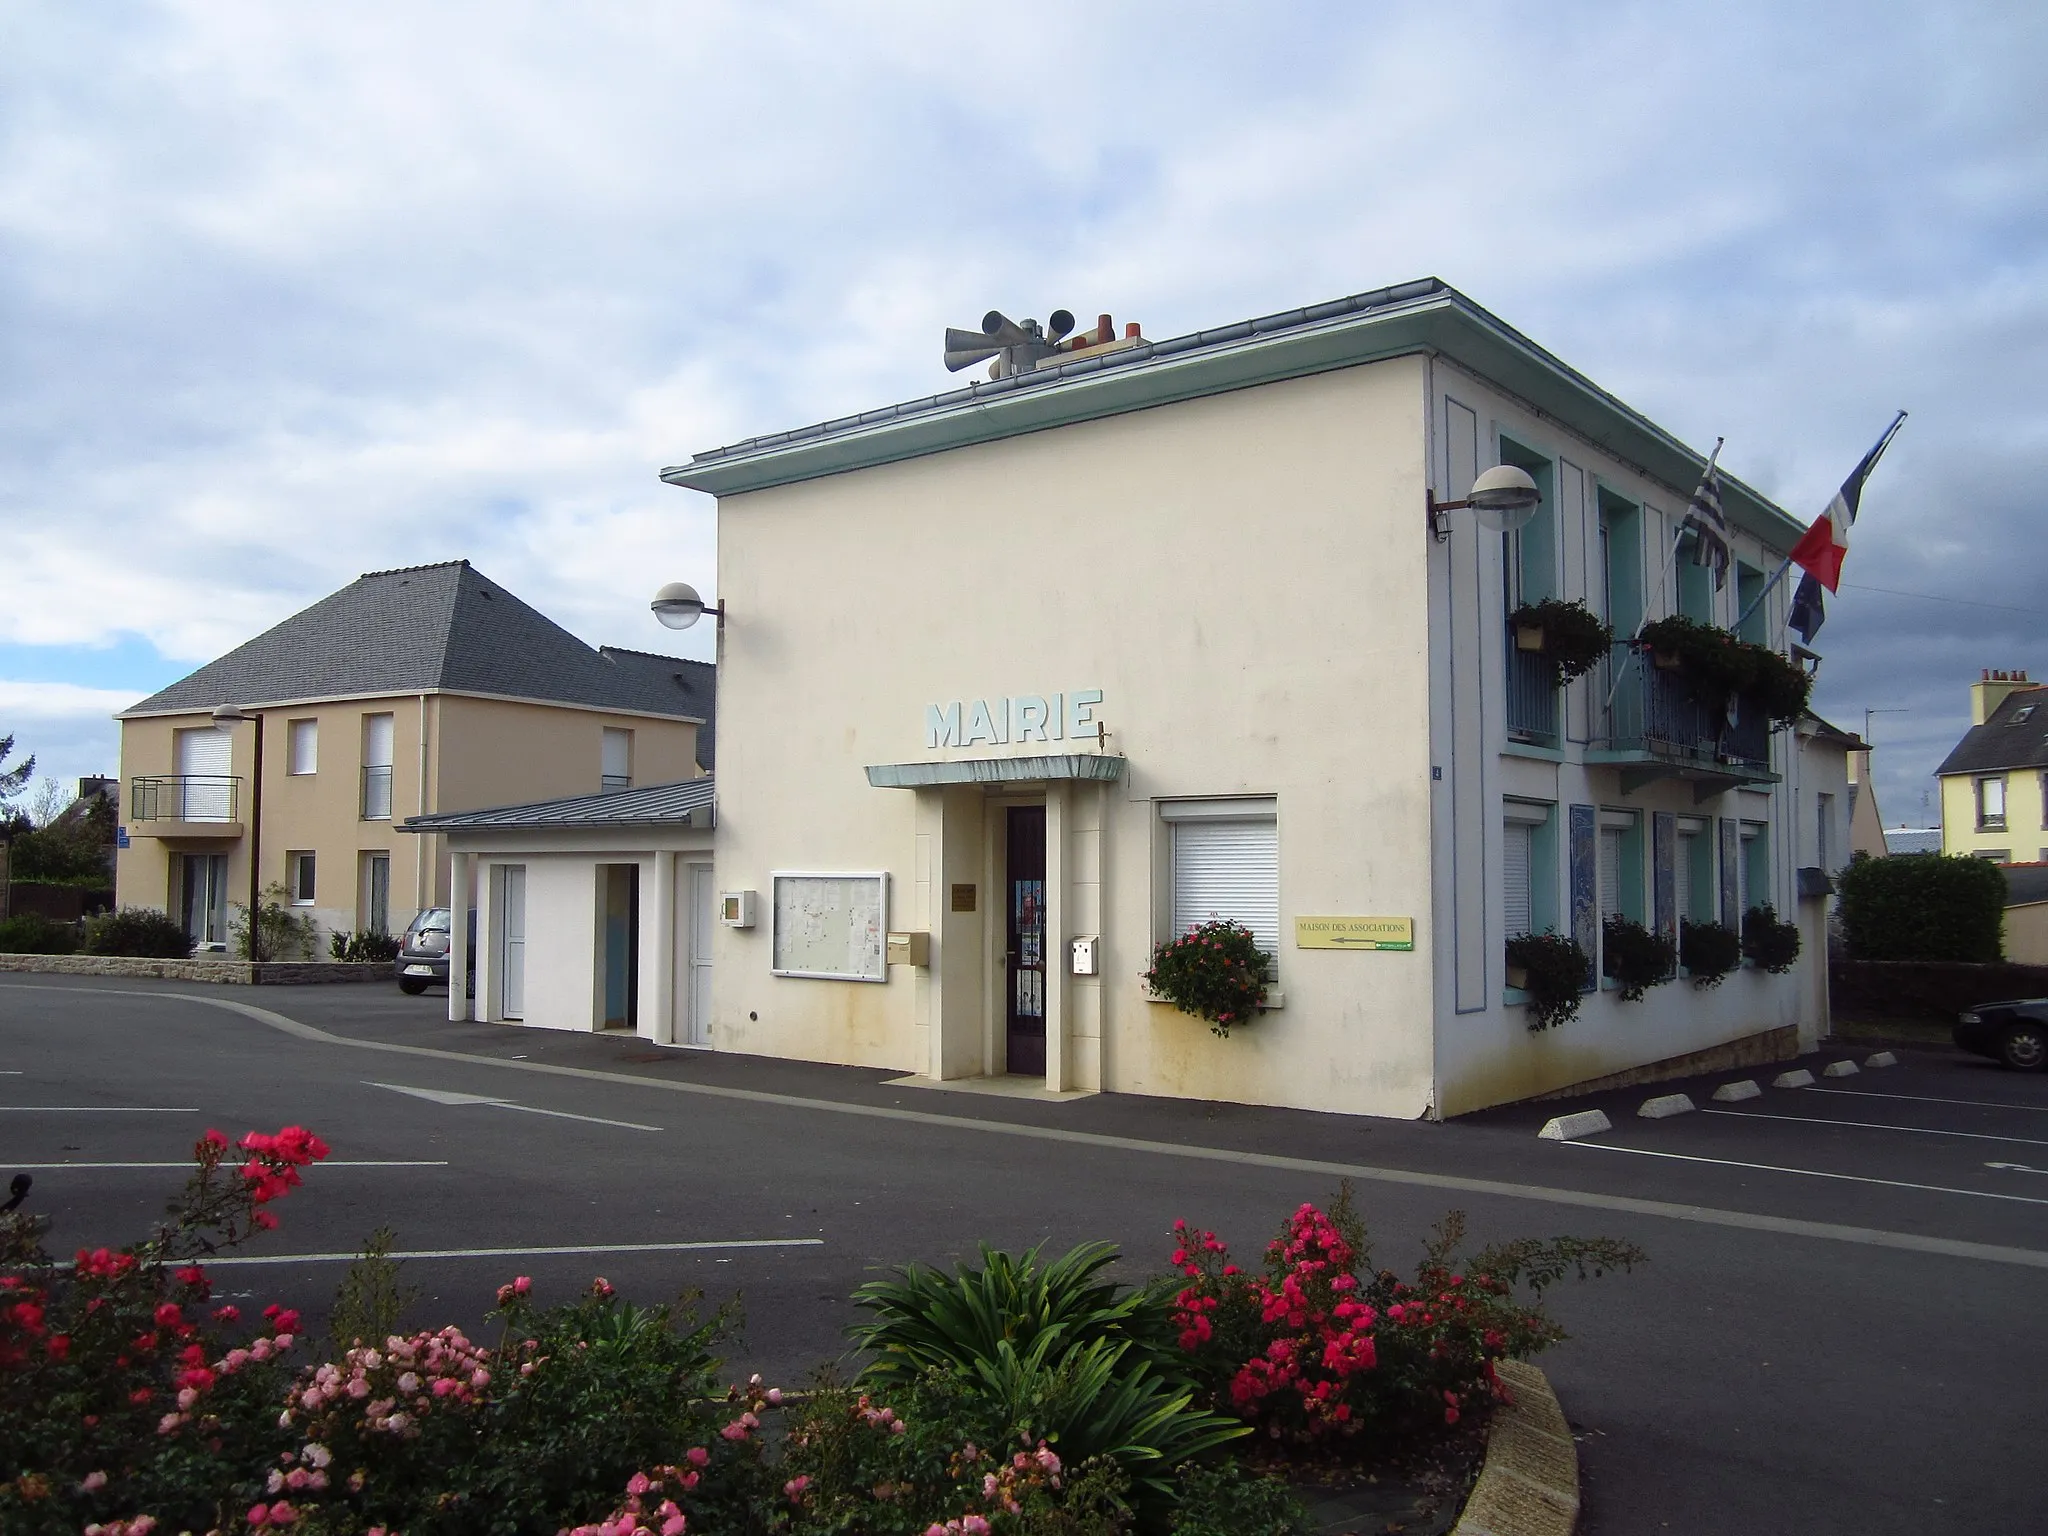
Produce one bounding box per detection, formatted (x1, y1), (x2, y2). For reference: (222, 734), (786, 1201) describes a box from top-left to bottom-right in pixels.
(416, 694), (430, 916)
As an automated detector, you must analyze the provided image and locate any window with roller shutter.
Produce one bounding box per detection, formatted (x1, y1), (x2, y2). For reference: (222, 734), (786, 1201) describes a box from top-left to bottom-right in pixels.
(1162, 799), (1279, 970)
(1503, 821), (1533, 937)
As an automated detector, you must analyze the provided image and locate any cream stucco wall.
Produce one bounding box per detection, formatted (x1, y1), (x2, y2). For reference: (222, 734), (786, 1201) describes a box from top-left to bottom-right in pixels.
(708, 359), (1440, 1117)
(117, 695), (702, 946)
(2006, 901), (2048, 965)
(1941, 770), (2046, 864)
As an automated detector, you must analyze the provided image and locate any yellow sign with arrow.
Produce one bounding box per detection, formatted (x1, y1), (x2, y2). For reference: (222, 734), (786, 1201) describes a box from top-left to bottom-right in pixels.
(1293, 916), (1415, 952)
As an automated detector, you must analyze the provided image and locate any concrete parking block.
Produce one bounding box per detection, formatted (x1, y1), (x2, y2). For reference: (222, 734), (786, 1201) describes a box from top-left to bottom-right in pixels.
(1823, 1060), (1861, 1078)
(1773, 1068), (1817, 1088)
(1637, 1093), (1696, 1119)
(1865, 1051), (1899, 1068)
(1537, 1109), (1612, 1141)
(1454, 1360), (1579, 1536)
(1712, 1079), (1763, 1102)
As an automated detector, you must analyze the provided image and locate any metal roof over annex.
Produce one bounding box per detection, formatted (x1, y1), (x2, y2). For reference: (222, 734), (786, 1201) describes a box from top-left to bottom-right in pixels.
(121, 561), (711, 725)
(398, 775), (715, 833)
(660, 277), (1807, 550)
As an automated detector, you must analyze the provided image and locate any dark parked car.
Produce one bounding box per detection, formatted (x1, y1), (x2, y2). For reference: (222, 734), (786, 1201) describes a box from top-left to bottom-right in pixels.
(1954, 999), (2048, 1072)
(394, 907), (475, 995)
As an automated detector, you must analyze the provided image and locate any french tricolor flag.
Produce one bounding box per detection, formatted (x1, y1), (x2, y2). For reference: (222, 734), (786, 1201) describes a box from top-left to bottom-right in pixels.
(1788, 412), (1907, 593)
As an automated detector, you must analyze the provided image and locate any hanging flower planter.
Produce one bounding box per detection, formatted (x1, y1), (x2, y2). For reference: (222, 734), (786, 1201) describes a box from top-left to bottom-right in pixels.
(1505, 962), (1531, 990)
(1506, 599), (1614, 686)
(1652, 648), (1682, 671)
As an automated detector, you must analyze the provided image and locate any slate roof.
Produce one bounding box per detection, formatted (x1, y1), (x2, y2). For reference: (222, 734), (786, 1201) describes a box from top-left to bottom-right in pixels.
(399, 775), (714, 832)
(2004, 863), (2048, 907)
(1883, 828), (1944, 855)
(599, 648), (716, 769)
(120, 562), (708, 724)
(1933, 685), (2048, 776)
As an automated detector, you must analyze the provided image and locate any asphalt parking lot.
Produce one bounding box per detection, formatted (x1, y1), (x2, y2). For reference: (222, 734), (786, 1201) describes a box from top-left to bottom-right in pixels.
(3, 974), (2044, 1535)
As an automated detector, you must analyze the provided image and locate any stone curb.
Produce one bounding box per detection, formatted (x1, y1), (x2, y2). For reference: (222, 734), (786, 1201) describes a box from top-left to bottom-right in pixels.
(0, 954), (387, 986)
(1451, 1360), (1579, 1536)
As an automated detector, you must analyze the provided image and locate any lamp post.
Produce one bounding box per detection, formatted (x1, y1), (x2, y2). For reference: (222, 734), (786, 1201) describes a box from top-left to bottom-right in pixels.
(650, 581), (725, 631)
(1426, 464), (1543, 542)
(211, 704), (265, 961)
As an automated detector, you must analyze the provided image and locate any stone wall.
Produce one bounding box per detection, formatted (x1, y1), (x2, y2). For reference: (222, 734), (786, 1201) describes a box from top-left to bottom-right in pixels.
(0, 954), (388, 986)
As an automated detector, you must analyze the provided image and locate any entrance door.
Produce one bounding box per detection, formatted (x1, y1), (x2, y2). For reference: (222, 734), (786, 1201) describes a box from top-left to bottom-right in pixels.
(180, 854), (229, 949)
(600, 864), (639, 1030)
(1005, 805), (1047, 1076)
(500, 866), (526, 1020)
(686, 863), (714, 1046)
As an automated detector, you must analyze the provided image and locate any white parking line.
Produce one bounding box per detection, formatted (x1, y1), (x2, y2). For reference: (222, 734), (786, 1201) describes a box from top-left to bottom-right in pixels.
(1567, 1140), (2048, 1205)
(1807, 1086), (2048, 1114)
(7, 1161), (449, 1171)
(1702, 1107), (2048, 1148)
(0, 1105), (198, 1113)
(203, 1237), (824, 1266)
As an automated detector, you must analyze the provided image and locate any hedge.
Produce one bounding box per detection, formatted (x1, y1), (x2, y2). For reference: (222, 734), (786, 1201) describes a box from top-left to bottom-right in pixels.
(1835, 852), (2006, 963)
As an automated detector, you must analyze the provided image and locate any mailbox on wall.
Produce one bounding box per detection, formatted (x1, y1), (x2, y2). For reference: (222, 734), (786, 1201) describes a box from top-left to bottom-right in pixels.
(886, 931), (930, 967)
(1070, 935), (1099, 975)
(719, 890), (757, 928)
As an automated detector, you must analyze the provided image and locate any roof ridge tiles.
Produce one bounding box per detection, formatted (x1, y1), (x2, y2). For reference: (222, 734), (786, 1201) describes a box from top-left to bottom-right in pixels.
(360, 558), (472, 579)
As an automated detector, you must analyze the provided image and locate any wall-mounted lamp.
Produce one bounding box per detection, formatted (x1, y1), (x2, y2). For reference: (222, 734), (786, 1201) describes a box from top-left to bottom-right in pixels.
(650, 581), (725, 630)
(1426, 464), (1542, 542)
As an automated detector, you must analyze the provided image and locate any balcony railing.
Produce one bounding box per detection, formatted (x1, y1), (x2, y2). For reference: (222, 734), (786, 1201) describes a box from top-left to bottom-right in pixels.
(1504, 625), (1558, 746)
(361, 764), (393, 821)
(130, 775), (240, 823)
(1600, 646), (1771, 774)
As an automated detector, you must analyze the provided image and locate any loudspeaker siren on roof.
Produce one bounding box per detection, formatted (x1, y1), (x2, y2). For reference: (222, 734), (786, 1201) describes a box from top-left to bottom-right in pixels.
(942, 308), (1143, 379)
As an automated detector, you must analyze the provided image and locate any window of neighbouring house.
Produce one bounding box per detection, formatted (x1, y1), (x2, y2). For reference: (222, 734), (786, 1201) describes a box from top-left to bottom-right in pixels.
(1162, 798), (1280, 972)
(287, 851), (316, 906)
(361, 713), (395, 821)
(1977, 775), (2006, 831)
(287, 719), (317, 776)
(1675, 531), (1714, 623)
(602, 727), (633, 791)
(1975, 849), (2010, 864)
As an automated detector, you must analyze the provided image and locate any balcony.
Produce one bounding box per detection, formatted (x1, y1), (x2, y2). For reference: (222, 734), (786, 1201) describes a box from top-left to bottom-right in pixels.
(1592, 646), (1776, 799)
(361, 764), (393, 821)
(128, 776), (243, 839)
(1504, 625), (1559, 746)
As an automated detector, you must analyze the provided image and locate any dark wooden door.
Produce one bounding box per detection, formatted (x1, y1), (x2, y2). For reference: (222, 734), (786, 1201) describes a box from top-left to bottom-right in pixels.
(1005, 805), (1047, 1076)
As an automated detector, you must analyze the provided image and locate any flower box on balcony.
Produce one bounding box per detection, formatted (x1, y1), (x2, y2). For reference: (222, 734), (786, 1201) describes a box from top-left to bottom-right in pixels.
(1513, 623), (1545, 652)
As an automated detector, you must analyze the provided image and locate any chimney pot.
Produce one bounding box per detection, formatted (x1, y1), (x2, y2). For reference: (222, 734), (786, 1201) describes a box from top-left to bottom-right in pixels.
(1125, 322), (1141, 340)
(1097, 313), (1113, 344)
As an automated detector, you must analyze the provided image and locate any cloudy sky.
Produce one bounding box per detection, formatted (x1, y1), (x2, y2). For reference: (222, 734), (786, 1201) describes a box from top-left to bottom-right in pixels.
(3, 1), (2043, 827)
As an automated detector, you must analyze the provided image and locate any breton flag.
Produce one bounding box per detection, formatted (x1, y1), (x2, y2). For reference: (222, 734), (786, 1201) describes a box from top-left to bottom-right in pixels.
(1787, 411), (1908, 593)
(1682, 438), (1731, 590)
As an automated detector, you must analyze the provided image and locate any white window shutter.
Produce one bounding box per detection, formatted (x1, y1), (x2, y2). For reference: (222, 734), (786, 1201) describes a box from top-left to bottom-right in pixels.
(1503, 821), (1533, 937)
(364, 714), (395, 769)
(1172, 819), (1279, 958)
(1599, 829), (1623, 921)
(1675, 834), (1694, 924)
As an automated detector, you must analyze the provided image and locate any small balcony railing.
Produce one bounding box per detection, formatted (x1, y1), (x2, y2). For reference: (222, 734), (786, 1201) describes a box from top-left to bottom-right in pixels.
(601, 774), (632, 792)
(361, 764), (393, 821)
(1601, 646), (1771, 773)
(1504, 625), (1558, 746)
(130, 775), (240, 823)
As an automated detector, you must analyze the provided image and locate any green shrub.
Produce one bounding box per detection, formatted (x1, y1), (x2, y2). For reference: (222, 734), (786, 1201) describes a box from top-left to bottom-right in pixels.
(231, 883), (318, 961)
(1601, 915), (1676, 1001)
(1505, 931), (1590, 1031)
(1741, 904), (1802, 973)
(1143, 919), (1270, 1036)
(328, 930), (402, 963)
(1635, 615), (1811, 726)
(1836, 852), (2005, 963)
(1167, 1461), (1312, 1536)
(1679, 918), (1742, 988)
(83, 906), (193, 959)
(0, 911), (77, 954)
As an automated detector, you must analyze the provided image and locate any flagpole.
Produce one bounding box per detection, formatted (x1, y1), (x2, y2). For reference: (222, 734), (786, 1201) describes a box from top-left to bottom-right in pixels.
(1734, 410), (1907, 636)
(1603, 437), (1724, 717)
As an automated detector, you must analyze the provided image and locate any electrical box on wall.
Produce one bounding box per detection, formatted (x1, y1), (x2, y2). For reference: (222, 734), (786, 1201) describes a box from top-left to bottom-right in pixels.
(886, 931), (930, 967)
(719, 890), (757, 928)
(1070, 935), (1099, 976)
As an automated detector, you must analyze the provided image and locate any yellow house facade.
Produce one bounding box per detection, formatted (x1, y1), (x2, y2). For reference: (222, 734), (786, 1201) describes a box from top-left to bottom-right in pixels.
(1936, 671), (2047, 865)
(116, 561), (710, 949)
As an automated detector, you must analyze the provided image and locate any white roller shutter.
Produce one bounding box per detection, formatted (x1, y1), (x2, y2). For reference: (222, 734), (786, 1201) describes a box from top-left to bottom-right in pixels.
(174, 727), (233, 821)
(1599, 828), (1623, 921)
(1503, 821), (1533, 937)
(1675, 834), (1694, 923)
(1171, 818), (1279, 959)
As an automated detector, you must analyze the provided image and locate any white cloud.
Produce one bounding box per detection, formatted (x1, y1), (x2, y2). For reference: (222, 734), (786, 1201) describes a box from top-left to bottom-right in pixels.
(1, 1), (2045, 823)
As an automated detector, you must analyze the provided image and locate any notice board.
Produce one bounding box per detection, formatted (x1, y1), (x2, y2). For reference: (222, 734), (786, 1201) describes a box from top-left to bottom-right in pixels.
(771, 872), (888, 982)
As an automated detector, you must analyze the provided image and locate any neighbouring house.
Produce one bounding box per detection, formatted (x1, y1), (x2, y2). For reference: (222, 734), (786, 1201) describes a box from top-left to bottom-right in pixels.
(400, 778), (714, 1036)
(2001, 863), (2048, 964)
(1846, 744), (1888, 858)
(115, 560), (714, 952)
(1935, 669), (2047, 866)
(645, 277), (1852, 1118)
